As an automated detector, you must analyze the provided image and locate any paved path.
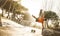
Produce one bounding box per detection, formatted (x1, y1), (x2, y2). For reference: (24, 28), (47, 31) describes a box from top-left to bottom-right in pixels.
(0, 18), (42, 36)
(0, 26), (42, 36)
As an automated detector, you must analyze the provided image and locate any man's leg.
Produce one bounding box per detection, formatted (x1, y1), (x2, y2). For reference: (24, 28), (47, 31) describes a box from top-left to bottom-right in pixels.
(42, 23), (44, 35)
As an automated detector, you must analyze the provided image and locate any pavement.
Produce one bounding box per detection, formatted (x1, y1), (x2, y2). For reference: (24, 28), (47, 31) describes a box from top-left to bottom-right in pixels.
(0, 26), (42, 36)
(0, 18), (42, 36)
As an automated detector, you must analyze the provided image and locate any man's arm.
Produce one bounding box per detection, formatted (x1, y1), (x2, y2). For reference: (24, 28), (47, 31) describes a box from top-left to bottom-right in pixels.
(32, 15), (37, 19)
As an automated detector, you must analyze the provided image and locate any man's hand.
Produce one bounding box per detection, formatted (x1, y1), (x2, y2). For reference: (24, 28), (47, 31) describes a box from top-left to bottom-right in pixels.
(32, 15), (37, 19)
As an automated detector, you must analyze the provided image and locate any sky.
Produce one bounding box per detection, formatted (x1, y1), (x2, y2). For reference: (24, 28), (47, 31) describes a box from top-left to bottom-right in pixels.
(21, 0), (43, 17)
(21, 0), (60, 17)
(0, 0), (60, 17)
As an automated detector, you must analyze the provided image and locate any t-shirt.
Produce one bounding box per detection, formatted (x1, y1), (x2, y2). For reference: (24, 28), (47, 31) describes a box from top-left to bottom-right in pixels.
(37, 17), (44, 24)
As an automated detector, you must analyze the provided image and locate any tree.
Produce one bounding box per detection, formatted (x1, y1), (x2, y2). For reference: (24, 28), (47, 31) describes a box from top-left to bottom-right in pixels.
(44, 11), (58, 20)
(0, 0), (8, 26)
(2, 0), (28, 19)
(11, 1), (28, 20)
(0, 0), (28, 24)
(0, 14), (2, 26)
(44, 11), (59, 28)
(0, 0), (8, 17)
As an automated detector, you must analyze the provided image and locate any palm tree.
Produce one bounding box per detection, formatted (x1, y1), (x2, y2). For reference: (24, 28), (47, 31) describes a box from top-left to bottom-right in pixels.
(0, 0), (8, 26)
(0, 14), (2, 26)
(0, 0), (8, 16)
(11, 1), (28, 20)
(0, 0), (28, 21)
(1, 8), (4, 17)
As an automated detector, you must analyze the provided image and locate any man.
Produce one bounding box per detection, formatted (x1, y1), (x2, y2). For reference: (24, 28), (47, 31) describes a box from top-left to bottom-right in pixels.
(32, 9), (44, 28)
(32, 9), (45, 34)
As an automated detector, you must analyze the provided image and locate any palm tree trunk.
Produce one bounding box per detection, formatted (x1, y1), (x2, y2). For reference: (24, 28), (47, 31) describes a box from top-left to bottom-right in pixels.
(7, 12), (9, 18)
(2, 9), (4, 17)
(12, 10), (15, 20)
(7, 1), (11, 18)
(13, 12), (15, 18)
(0, 16), (2, 26)
(11, 6), (15, 20)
